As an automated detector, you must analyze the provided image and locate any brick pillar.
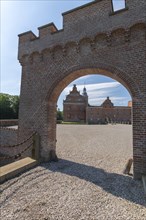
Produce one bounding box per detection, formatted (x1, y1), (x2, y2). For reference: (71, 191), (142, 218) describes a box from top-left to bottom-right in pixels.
(38, 101), (58, 162)
(133, 98), (146, 179)
(47, 102), (58, 161)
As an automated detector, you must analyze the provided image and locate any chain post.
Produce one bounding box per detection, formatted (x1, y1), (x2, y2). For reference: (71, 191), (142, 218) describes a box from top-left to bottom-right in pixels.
(32, 133), (40, 162)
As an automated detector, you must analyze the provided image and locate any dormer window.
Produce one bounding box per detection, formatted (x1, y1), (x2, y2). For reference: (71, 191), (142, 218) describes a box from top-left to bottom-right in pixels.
(112, 0), (126, 12)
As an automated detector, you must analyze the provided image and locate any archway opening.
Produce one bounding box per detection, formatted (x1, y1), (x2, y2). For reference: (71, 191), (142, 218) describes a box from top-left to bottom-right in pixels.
(48, 69), (133, 176)
(57, 74), (132, 124)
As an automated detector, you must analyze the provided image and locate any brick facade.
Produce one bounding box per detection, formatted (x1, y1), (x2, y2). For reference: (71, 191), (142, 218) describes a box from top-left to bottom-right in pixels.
(64, 86), (131, 124)
(63, 84), (88, 122)
(17, 0), (146, 179)
(87, 97), (131, 124)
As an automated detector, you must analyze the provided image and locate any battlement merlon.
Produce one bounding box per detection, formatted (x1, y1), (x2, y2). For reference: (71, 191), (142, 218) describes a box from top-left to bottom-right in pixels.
(18, 0), (146, 60)
(38, 22), (58, 36)
(18, 1), (105, 48)
(18, 23), (58, 43)
(18, 22), (60, 59)
(18, 0), (99, 43)
(18, 31), (37, 43)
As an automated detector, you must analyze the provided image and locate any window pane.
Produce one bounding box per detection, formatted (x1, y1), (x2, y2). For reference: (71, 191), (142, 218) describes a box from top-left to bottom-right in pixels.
(112, 0), (126, 12)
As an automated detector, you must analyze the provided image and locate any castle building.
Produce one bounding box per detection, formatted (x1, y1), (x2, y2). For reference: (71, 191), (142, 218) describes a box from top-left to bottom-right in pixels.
(63, 85), (131, 124)
(63, 84), (88, 122)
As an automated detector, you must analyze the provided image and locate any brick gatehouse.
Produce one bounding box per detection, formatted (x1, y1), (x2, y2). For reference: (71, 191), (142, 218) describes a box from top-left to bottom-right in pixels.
(18, 0), (146, 179)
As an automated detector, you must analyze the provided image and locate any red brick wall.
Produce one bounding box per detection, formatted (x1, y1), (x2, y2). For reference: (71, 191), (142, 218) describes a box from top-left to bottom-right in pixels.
(63, 85), (87, 122)
(86, 106), (131, 124)
(17, 0), (146, 179)
(64, 104), (86, 122)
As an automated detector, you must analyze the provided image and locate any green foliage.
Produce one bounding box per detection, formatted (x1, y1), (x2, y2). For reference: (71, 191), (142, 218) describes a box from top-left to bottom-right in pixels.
(57, 108), (63, 121)
(10, 95), (19, 118)
(57, 120), (62, 124)
(0, 93), (20, 119)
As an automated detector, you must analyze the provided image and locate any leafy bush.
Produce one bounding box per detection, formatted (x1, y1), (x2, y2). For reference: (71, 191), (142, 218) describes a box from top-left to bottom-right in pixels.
(57, 120), (62, 124)
(0, 93), (19, 119)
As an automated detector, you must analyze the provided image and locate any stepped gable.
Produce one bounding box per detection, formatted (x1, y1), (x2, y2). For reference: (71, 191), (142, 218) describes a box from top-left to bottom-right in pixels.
(64, 84), (82, 102)
(101, 97), (114, 108)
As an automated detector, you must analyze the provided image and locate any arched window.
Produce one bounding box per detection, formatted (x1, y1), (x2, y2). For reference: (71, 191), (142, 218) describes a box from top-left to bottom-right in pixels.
(112, 0), (126, 12)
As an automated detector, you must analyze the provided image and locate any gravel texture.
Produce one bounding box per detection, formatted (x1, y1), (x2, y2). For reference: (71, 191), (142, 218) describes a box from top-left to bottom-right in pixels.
(1, 124), (146, 220)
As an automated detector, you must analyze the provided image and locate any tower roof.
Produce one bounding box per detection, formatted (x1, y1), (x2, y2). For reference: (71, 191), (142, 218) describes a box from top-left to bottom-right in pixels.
(72, 84), (77, 92)
(69, 84), (80, 95)
(82, 86), (88, 96)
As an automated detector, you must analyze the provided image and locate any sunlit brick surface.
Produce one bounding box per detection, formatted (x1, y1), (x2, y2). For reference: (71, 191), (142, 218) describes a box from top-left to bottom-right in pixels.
(17, 0), (146, 179)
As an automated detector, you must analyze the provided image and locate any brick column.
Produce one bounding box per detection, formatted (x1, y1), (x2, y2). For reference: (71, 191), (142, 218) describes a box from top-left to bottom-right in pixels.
(47, 102), (58, 161)
(133, 97), (146, 179)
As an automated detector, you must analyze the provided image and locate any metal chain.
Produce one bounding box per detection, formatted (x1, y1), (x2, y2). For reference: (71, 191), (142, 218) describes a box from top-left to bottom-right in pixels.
(1, 131), (36, 148)
(0, 141), (33, 160)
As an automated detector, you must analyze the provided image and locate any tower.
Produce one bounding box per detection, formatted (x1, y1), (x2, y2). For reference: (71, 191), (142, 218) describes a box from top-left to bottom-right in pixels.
(82, 86), (88, 106)
(63, 84), (87, 122)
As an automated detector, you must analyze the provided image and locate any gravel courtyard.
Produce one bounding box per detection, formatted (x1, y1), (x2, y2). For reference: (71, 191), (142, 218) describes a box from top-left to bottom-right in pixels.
(1, 124), (146, 220)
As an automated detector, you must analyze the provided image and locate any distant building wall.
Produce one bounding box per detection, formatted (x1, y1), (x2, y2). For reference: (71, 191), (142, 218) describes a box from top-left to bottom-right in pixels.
(86, 106), (131, 124)
(128, 101), (132, 107)
(64, 90), (132, 124)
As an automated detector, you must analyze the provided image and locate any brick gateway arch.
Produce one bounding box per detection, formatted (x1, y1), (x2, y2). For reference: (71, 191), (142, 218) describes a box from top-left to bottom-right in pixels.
(18, 0), (146, 179)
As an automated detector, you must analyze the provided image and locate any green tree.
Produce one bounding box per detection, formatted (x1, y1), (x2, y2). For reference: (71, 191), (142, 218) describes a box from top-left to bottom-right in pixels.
(10, 95), (20, 118)
(57, 108), (63, 121)
(0, 93), (20, 119)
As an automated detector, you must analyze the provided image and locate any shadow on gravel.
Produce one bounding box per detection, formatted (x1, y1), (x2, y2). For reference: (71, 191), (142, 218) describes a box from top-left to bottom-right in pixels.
(0, 167), (50, 205)
(1, 159), (145, 207)
(42, 159), (146, 207)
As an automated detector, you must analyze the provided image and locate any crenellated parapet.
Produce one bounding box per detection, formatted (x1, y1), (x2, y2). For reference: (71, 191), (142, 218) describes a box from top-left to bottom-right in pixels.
(19, 22), (146, 66)
(18, 23), (58, 43)
(18, 0), (146, 63)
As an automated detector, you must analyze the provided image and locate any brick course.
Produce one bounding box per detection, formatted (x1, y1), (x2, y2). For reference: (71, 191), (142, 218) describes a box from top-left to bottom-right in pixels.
(17, 0), (146, 179)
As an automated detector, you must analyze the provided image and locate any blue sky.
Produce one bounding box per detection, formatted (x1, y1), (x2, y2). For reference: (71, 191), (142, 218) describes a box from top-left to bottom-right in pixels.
(1, 0), (130, 110)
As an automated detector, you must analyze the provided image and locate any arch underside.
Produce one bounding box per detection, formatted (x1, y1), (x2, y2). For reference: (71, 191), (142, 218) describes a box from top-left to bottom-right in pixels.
(48, 66), (136, 104)
(45, 63), (145, 180)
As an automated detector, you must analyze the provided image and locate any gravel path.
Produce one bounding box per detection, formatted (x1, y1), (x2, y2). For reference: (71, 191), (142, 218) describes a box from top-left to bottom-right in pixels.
(1, 125), (146, 220)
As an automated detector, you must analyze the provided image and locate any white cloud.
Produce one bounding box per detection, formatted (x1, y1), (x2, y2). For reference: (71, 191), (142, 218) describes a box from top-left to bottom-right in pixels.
(61, 81), (123, 106)
(88, 90), (108, 98)
(64, 82), (120, 95)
